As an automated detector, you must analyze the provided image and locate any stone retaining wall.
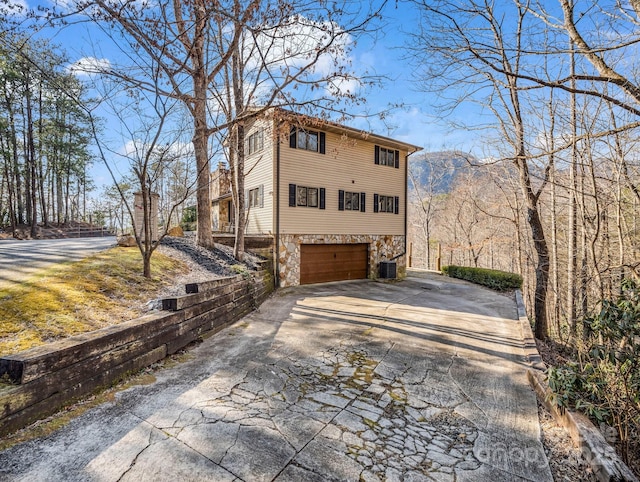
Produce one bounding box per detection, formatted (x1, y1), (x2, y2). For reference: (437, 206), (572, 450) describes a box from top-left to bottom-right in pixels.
(0, 265), (274, 437)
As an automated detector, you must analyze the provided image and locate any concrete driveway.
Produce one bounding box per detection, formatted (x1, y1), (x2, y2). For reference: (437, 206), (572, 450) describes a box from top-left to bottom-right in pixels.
(0, 274), (551, 482)
(0, 237), (117, 289)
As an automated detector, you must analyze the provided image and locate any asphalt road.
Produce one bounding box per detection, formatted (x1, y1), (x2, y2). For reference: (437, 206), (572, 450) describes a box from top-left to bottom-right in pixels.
(0, 237), (117, 290)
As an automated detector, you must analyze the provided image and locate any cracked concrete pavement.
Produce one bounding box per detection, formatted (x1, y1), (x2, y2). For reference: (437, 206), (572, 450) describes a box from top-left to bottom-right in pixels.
(0, 273), (552, 482)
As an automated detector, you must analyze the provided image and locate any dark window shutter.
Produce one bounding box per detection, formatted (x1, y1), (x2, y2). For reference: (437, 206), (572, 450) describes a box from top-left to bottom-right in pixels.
(289, 184), (296, 207)
(374, 145), (380, 165)
(373, 194), (379, 213)
(319, 132), (326, 154)
(394, 196), (400, 214)
(289, 126), (297, 149)
(338, 190), (345, 211)
(360, 192), (366, 212)
(319, 188), (326, 210)
(394, 150), (400, 168)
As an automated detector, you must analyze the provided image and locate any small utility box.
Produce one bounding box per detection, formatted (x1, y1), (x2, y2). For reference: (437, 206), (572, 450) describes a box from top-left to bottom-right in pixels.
(379, 260), (397, 279)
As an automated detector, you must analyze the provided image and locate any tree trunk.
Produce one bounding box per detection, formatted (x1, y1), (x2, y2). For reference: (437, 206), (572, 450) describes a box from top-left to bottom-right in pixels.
(567, 43), (578, 335)
(2, 83), (23, 226)
(56, 159), (64, 224)
(514, 126), (550, 340)
(143, 252), (152, 278)
(24, 79), (38, 237)
(232, 44), (245, 262)
(193, 116), (212, 249)
(528, 205), (550, 340)
(65, 158), (71, 223)
(511, 58), (550, 339)
(2, 155), (16, 233)
(233, 122), (246, 261)
(192, 0), (213, 250)
(37, 88), (48, 227)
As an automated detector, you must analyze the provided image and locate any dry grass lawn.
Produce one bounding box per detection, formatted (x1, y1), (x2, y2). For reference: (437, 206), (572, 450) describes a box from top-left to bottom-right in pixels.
(0, 247), (190, 357)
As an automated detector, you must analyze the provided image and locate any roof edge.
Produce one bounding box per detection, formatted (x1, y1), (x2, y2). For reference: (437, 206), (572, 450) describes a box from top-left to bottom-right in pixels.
(257, 107), (423, 153)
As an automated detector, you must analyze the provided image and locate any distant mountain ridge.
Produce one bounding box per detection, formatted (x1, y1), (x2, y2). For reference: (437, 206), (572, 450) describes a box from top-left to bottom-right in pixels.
(408, 150), (477, 194)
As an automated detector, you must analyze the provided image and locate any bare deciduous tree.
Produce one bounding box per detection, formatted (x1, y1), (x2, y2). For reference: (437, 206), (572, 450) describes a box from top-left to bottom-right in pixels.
(60, 0), (386, 258)
(408, 0), (553, 339)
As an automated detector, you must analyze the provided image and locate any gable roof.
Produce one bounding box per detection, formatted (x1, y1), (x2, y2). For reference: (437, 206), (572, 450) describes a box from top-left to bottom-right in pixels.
(256, 107), (423, 154)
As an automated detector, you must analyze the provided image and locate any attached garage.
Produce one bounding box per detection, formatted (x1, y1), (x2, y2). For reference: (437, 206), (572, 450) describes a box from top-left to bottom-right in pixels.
(300, 243), (368, 285)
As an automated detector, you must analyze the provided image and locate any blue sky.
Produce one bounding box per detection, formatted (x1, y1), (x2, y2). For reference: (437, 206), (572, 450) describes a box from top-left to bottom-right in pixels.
(5, 0), (481, 190)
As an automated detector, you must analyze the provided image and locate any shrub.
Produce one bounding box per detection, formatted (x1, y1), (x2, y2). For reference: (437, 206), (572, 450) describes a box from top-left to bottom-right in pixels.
(547, 278), (640, 463)
(181, 206), (197, 223)
(180, 222), (197, 232)
(441, 265), (523, 291)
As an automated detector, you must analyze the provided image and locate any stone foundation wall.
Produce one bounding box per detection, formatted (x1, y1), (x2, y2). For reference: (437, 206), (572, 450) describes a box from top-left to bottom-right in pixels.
(277, 234), (406, 287)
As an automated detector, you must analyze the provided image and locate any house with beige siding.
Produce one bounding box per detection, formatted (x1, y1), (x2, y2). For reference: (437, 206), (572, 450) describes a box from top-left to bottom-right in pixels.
(211, 109), (421, 287)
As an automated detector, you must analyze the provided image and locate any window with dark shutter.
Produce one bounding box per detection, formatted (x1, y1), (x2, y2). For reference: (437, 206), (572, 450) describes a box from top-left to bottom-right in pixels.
(341, 191), (364, 212)
(289, 126), (324, 153)
(289, 184), (296, 207)
(289, 126), (297, 149)
(307, 187), (319, 207)
(374, 194), (399, 214)
(290, 184), (325, 208)
(386, 196), (394, 212)
(375, 145), (401, 168)
(297, 186), (308, 206)
(360, 192), (366, 212)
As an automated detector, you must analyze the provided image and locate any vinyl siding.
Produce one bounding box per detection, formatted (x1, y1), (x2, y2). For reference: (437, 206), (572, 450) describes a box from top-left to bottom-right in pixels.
(279, 129), (406, 235)
(244, 118), (274, 234)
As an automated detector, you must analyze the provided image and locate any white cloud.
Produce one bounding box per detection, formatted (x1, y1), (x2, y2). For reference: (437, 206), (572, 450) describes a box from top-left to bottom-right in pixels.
(66, 57), (111, 78)
(327, 75), (361, 97)
(53, 0), (152, 14)
(119, 139), (139, 159)
(0, 0), (28, 16)
(245, 15), (357, 98)
(119, 139), (193, 161)
(204, 15), (357, 114)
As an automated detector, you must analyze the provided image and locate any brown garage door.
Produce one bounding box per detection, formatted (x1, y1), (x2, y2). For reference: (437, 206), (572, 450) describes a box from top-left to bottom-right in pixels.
(300, 243), (368, 285)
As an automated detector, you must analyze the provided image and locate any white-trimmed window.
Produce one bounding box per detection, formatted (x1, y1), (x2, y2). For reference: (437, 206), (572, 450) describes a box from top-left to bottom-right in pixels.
(246, 185), (264, 208)
(247, 129), (264, 155)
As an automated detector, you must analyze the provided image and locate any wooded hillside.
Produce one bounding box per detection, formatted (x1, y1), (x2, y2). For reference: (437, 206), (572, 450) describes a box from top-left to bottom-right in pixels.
(0, 34), (93, 236)
(408, 150), (640, 341)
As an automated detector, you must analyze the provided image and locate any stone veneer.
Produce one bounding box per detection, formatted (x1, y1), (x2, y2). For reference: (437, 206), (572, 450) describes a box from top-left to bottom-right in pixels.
(277, 234), (406, 287)
(211, 163), (233, 232)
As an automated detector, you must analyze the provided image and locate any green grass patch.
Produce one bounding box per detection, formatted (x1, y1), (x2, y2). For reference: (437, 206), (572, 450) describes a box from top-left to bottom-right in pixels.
(441, 265), (522, 291)
(0, 247), (189, 356)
